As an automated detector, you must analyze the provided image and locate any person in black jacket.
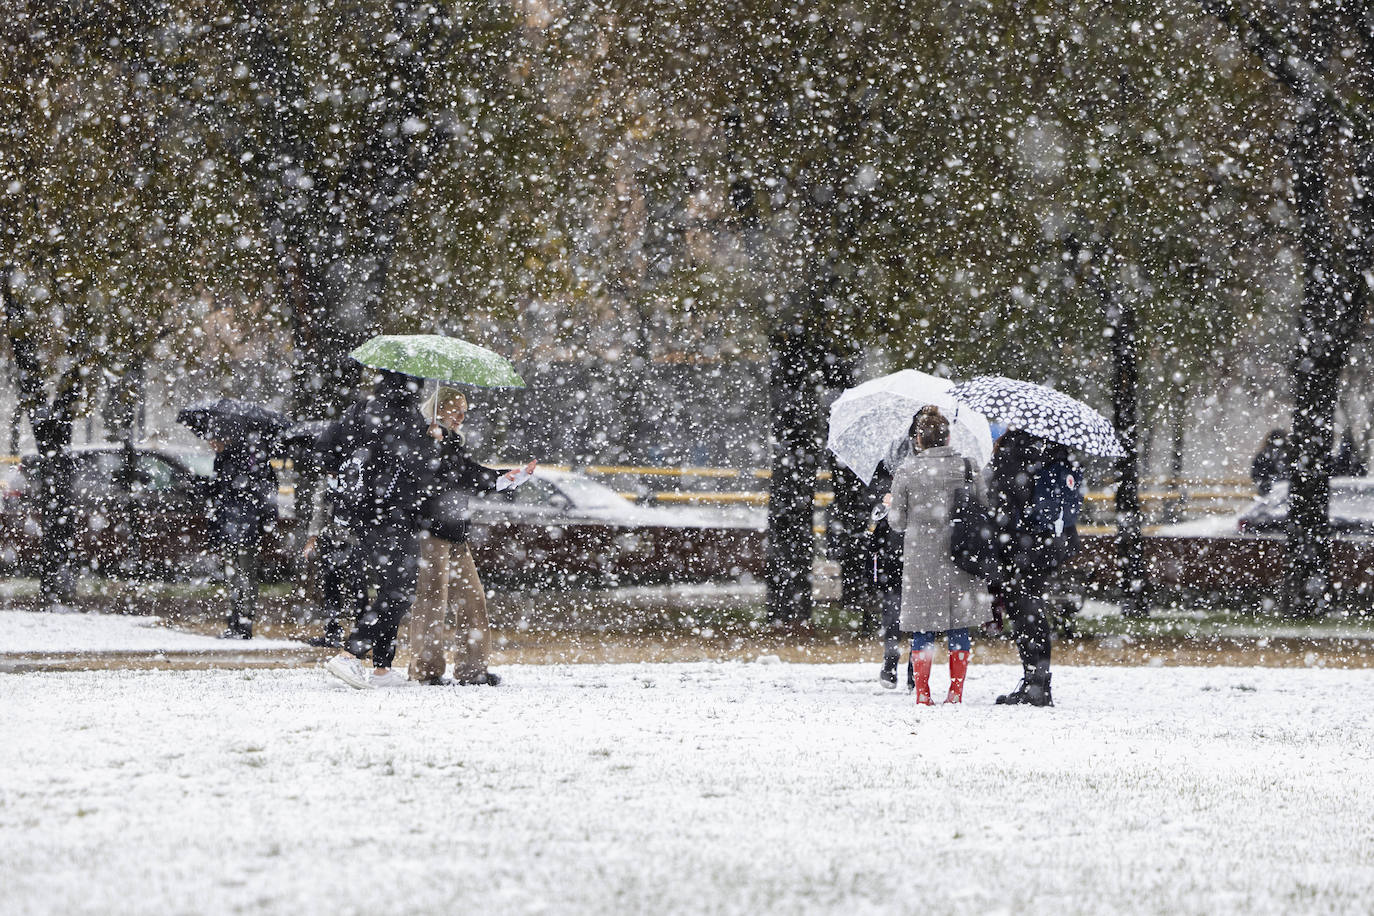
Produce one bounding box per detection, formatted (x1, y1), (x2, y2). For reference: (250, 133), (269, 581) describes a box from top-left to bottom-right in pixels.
(870, 438), (911, 689)
(319, 370), (439, 689)
(408, 387), (536, 686)
(209, 431), (279, 639)
(1251, 429), (1292, 496)
(1331, 430), (1367, 478)
(989, 430), (1059, 707)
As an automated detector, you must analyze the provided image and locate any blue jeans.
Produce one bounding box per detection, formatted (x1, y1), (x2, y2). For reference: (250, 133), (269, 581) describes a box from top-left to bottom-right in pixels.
(911, 628), (971, 653)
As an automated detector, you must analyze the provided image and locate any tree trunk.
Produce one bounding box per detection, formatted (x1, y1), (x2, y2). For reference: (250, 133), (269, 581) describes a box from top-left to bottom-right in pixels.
(765, 326), (823, 625)
(1284, 102), (1339, 618)
(31, 406), (78, 604)
(1078, 239), (1147, 616)
(1164, 391), (1187, 526)
(1109, 295), (1147, 617)
(3, 265), (80, 605)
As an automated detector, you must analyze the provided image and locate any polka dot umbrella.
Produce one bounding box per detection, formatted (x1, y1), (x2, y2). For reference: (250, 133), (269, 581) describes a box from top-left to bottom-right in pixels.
(946, 376), (1125, 457)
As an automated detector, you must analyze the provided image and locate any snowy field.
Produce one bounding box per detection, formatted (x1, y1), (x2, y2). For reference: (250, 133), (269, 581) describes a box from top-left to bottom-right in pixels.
(5, 660), (1374, 915)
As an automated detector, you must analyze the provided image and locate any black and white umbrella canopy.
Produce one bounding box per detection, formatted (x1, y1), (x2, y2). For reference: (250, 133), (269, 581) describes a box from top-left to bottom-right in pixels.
(947, 376), (1125, 458)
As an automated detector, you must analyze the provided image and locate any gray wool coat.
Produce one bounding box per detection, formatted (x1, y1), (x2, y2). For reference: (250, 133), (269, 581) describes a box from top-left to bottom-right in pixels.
(886, 444), (991, 633)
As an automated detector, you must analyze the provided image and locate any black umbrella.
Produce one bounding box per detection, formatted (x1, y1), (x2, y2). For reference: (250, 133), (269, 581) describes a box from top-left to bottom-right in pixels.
(177, 398), (290, 442)
(947, 376), (1125, 457)
(279, 420), (333, 447)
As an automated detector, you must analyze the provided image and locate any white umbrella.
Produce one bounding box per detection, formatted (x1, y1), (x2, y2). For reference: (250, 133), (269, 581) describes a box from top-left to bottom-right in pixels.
(827, 369), (994, 484)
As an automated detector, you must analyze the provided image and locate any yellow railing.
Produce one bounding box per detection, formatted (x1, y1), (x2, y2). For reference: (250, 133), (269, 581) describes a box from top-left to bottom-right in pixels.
(1, 450), (1264, 516)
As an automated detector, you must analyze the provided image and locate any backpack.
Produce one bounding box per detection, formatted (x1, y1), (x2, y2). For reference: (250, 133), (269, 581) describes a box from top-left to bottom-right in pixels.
(949, 459), (997, 581)
(1029, 460), (1083, 539)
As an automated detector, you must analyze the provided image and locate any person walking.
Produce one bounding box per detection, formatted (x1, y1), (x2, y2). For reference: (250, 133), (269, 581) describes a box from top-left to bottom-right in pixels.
(408, 387), (536, 686)
(988, 430), (1075, 707)
(319, 370), (438, 689)
(208, 432), (279, 639)
(886, 407), (989, 705)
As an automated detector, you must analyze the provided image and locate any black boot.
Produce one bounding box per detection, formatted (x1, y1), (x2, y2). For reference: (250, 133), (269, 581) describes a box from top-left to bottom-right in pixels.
(906, 655), (916, 691)
(220, 618), (253, 640)
(1026, 672), (1053, 706)
(879, 652), (899, 689)
(307, 620), (344, 648)
(996, 672), (1053, 707)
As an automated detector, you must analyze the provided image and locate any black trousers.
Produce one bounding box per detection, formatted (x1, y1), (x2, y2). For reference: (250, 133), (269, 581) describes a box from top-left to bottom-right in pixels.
(345, 524), (420, 669)
(224, 542), (259, 632)
(318, 536), (365, 632)
(879, 590), (902, 667)
(1004, 571), (1052, 680)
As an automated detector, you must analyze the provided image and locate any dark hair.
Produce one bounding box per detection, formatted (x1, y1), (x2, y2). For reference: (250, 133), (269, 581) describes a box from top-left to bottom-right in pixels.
(909, 406), (950, 449)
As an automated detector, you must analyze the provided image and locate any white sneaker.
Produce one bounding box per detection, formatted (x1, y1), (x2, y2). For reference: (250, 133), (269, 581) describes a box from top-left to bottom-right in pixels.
(326, 653), (372, 690)
(369, 668), (410, 689)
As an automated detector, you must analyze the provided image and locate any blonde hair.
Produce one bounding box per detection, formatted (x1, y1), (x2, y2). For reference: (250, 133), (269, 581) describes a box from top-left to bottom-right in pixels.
(420, 387), (468, 428)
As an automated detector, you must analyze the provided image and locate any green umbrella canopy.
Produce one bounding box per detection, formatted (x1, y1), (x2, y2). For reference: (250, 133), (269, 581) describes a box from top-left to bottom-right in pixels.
(349, 334), (525, 388)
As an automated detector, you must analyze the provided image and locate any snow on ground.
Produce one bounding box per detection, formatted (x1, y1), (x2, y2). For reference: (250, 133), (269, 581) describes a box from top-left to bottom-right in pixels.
(0, 610), (304, 654)
(4, 661), (1373, 915)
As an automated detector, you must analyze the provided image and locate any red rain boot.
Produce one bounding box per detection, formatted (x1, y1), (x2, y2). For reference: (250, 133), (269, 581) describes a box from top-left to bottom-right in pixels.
(945, 650), (969, 704)
(912, 648), (934, 705)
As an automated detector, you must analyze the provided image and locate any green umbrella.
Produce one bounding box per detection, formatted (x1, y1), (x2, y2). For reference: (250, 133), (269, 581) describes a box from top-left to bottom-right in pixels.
(349, 334), (525, 388)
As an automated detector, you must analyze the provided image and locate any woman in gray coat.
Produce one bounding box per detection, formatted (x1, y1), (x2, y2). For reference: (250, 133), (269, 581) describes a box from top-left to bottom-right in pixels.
(887, 406), (990, 704)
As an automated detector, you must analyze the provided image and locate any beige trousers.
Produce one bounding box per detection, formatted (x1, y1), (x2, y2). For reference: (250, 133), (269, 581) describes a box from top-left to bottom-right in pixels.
(407, 532), (490, 682)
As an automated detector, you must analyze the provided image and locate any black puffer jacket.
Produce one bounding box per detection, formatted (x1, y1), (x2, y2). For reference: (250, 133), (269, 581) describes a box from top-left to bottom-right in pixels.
(421, 432), (501, 544)
(210, 437), (278, 548)
(316, 371), (438, 530)
(868, 456), (904, 595)
(989, 430), (1057, 590)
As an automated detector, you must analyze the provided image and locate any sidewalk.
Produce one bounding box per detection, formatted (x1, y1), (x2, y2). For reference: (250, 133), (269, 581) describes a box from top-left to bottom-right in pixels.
(0, 609), (324, 673)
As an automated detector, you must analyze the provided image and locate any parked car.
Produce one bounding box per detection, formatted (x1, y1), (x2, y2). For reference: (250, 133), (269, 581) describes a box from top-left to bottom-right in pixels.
(1067, 478), (1374, 595)
(0, 443), (297, 580)
(1235, 478), (1374, 534)
(465, 468), (767, 586)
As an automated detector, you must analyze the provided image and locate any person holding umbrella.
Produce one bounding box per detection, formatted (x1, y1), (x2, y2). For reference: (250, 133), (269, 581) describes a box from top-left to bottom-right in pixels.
(320, 334), (526, 690)
(984, 431), (1064, 705)
(319, 369), (439, 688)
(886, 407), (990, 705)
(825, 369), (994, 688)
(408, 387), (536, 686)
(177, 399), (286, 639)
(869, 443), (911, 690)
(948, 376), (1114, 707)
(209, 431), (280, 639)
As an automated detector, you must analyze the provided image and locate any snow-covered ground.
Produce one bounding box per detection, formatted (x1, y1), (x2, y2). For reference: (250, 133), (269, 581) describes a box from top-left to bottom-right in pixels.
(0, 610), (304, 654)
(5, 660), (1373, 915)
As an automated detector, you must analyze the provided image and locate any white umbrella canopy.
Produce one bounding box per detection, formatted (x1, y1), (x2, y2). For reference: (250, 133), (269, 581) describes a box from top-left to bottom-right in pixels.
(827, 369), (994, 484)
